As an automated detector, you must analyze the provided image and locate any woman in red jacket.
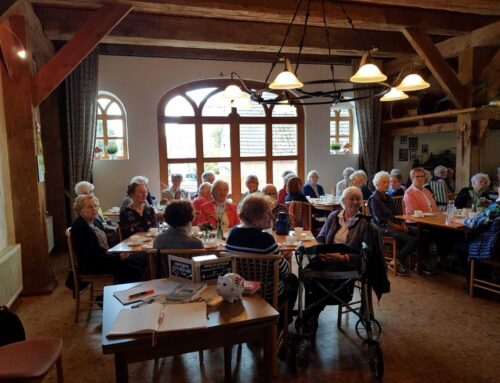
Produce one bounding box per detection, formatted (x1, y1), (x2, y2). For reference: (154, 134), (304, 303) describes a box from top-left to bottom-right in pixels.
(199, 180), (239, 229)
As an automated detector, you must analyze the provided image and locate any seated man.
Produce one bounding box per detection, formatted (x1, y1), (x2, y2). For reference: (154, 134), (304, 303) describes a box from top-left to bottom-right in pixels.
(161, 173), (190, 202)
(368, 171), (418, 275)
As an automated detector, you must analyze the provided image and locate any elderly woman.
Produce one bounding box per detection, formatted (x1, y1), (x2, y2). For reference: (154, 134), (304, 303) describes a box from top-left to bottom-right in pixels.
(278, 170), (295, 204)
(349, 170), (372, 200)
(154, 200), (203, 249)
(119, 182), (157, 239)
(71, 195), (146, 283)
(302, 170), (325, 198)
(368, 171), (418, 275)
(226, 193), (298, 322)
(455, 173), (491, 209)
(199, 180), (239, 228)
(192, 182), (212, 225)
(403, 167), (440, 215)
(238, 174), (260, 210)
(335, 167), (355, 197)
(430, 165), (450, 208)
(202, 171), (216, 184)
(302, 187), (390, 335)
(388, 173), (406, 197)
(161, 173), (190, 202)
(262, 184), (291, 230)
(285, 176), (308, 203)
(121, 176), (154, 209)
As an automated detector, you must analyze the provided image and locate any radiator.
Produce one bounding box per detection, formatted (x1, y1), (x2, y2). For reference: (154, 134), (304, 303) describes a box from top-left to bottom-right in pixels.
(0, 244), (23, 307)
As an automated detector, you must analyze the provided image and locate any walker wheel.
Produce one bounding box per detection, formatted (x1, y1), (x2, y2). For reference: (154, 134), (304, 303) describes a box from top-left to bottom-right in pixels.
(355, 319), (381, 341)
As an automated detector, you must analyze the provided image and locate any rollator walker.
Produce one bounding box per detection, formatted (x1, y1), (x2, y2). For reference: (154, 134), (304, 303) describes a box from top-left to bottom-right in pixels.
(294, 242), (384, 379)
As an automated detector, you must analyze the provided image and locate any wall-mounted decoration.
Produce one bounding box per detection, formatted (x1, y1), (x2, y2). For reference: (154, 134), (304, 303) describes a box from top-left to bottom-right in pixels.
(399, 148), (408, 162)
(410, 151), (417, 161)
(421, 144), (428, 154)
(409, 136), (418, 150)
(400, 135), (408, 145)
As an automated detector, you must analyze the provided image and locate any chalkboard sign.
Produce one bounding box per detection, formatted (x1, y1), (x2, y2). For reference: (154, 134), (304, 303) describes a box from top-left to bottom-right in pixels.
(168, 256), (195, 282)
(197, 258), (233, 283)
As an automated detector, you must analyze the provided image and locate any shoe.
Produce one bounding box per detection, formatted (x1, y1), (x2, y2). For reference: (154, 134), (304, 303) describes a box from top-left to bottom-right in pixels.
(422, 266), (438, 275)
(396, 264), (409, 275)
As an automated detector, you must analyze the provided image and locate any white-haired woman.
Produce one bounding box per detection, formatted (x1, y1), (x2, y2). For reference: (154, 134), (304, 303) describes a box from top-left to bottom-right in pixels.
(302, 170), (325, 198)
(192, 182), (212, 225)
(302, 186), (390, 335)
(368, 171), (417, 275)
(237, 174), (260, 210)
(121, 175), (154, 208)
(335, 167), (355, 197)
(199, 180), (239, 228)
(349, 170), (372, 200)
(455, 173), (491, 209)
(74, 181), (95, 196)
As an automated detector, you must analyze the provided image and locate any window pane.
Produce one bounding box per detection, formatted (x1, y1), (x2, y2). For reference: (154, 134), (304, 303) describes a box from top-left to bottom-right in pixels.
(186, 88), (217, 107)
(204, 162), (232, 193)
(240, 124), (265, 157)
(203, 92), (233, 116)
(272, 124), (297, 156)
(240, 161), (266, 192)
(96, 119), (104, 137)
(235, 99), (265, 117)
(107, 119), (124, 137)
(165, 124), (196, 158)
(165, 95), (194, 117)
(339, 109), (351, 117)
(339, 121), (350, 136)
(95, 139), (105, 155)
(272, 104), (297, 116)
(330, 121), (338, 136)
(203, 124), (231, 158)
(107, 139), (124, 157)
(272, 160), (297, 187)
(98, 98), (111, 110)
(107, 102), (122, 116)
(167, 163), (198, 193)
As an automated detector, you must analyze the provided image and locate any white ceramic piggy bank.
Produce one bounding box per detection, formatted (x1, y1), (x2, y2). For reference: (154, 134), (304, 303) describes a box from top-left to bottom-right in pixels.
(216, 273), (245, 303)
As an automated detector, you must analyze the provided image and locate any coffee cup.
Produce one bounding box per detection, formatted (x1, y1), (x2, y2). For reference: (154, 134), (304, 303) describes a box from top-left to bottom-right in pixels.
(414, 210), (424, 217)
(294, 227), (304, 236)
(148, 227), (158, 236)
(285, 236), (295, 245)
(192, 226), (200, 235)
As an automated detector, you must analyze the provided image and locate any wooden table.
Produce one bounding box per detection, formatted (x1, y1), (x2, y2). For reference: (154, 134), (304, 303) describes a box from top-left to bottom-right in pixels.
(311, 202), (342, 212)
(395, 213), (466, 273)
(103, 209), (165, 221)
(102, 283), (279, 383)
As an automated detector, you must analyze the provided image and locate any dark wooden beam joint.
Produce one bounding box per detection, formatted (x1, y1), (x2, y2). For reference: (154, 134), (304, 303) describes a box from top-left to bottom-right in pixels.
(403, 28), (467, 109)
(0, 16), (26, 81)
(31, 3), (132, 107)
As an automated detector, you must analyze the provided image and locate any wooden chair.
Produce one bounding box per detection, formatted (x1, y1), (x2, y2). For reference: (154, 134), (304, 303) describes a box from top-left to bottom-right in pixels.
(65, 228), (115, 323)
(287, 201), (312, 231)
(221, 252), (285, 376)
(156, 248), (223, 279)
(469, 258), (500, 297)
(392, 196), (404, 216)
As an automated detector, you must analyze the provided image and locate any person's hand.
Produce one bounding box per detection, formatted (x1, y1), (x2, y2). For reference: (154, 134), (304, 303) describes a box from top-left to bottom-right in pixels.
(319, 252), (350, 262)
(119, 252), (129, 260)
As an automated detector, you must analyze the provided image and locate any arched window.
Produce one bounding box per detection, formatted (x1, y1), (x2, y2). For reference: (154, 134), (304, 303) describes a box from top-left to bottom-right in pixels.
(330, 108), (354, 154)
(95, 91), (128, 160)
(158, 80), (305, 201)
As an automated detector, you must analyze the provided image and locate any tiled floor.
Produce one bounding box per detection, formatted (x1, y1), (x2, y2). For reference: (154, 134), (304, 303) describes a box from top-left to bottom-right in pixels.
(12, 251), (500, 383)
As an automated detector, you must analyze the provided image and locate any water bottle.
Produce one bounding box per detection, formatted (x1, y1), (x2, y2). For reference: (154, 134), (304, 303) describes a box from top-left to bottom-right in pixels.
(217, 217), (224, 240)
(446, 200), (455, 225)
(275, 212), (290, 235)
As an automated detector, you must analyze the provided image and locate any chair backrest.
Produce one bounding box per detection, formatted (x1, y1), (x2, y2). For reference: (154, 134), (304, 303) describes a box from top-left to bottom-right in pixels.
(220, 252), (280, 308)
(391, 196), (404, 215)
(429, 180), (450, 205)
(0, 306), (26, 347)
(65, 228), (81, 289)
(287, 201), (312, 230)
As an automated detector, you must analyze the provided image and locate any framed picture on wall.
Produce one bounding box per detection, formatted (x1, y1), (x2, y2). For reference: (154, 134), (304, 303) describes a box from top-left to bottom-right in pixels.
(400, 135), (408, 145)
(410, 151), (417, 161)
(399, 149), (408, 162)
(409, 137), (418, 150)
(422, 144), (428, 154)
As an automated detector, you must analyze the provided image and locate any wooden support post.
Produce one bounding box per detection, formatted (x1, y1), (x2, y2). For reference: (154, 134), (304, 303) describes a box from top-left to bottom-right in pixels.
(1, 15), (54, 294)
(455, 113), (473, 191)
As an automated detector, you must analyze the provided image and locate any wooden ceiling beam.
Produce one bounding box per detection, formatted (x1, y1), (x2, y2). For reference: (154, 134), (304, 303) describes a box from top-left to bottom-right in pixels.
(402, 28), (467, 109)
(31, 0), (497, 36)
(31, 3), (132, 107)
(0, 16), (24, 81)
(385, 20), (500, 75)
(35, 7), (415, 57)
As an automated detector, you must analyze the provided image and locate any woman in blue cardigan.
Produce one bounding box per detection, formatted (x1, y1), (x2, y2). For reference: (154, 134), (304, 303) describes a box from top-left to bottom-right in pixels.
(302, 170), (325, 198)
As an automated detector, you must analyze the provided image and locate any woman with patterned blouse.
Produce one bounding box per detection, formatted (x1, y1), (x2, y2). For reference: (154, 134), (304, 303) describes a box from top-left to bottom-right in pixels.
(119, 182), (157, 239)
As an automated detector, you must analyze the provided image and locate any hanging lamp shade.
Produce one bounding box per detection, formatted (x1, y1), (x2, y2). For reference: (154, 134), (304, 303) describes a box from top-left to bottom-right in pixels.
(269, 71), (304, 90)
(380, 87), (409, 102)
(222, 84), (248, 100)
(396, 74), (430, 92)
(350, 63), (387, 83)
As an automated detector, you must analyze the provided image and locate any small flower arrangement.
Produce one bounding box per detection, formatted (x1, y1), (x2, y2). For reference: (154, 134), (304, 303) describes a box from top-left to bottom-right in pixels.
(94, 146), (103, 159)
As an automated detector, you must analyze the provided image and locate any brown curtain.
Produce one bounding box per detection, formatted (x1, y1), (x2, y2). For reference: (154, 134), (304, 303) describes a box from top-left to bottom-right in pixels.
(65, 50), (99, 201)
(352, 59), (382, 188)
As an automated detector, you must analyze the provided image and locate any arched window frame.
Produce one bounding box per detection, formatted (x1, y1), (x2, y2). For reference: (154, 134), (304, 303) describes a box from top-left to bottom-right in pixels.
(329, 108), (354, 155)
(95, 91), (129, 160)
(157, 79), (305, 202)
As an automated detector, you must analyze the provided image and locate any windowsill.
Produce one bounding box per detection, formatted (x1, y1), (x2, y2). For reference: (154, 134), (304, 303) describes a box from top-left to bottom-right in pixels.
(94, 157), (129, 161)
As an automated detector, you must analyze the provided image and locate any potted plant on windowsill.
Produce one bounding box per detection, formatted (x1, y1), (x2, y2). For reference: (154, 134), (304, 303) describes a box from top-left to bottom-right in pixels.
(106, 143), (118, 159)
(94, 146), (103, 159)
(330, 142), (341, 154)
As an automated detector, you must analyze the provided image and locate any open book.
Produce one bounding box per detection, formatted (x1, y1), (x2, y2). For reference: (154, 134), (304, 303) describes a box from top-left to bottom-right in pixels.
(107, 301), (207, 338)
